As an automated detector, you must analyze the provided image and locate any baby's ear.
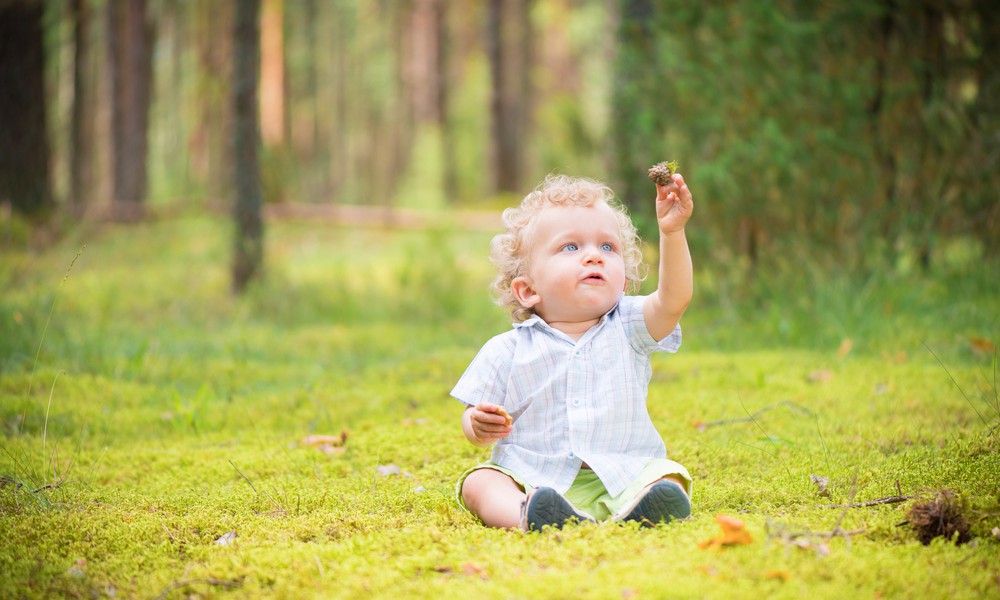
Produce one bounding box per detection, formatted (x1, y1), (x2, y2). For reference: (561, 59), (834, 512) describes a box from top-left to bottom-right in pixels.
(511, 277), (541, 309)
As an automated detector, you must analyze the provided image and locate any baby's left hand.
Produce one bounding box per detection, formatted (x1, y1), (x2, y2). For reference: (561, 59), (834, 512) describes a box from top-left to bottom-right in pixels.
(654, 173), (694, 235)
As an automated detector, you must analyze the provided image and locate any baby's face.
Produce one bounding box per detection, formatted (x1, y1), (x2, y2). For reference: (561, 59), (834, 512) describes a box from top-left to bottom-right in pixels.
(521, 202), (627, 325)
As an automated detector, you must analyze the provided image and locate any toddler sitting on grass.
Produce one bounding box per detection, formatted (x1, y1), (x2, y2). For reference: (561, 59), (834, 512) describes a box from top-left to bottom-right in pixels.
(452, 171), (695, 531)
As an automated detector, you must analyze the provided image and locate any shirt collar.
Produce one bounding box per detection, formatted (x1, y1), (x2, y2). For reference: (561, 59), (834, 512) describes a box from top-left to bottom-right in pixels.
(513, 294), (625, 331)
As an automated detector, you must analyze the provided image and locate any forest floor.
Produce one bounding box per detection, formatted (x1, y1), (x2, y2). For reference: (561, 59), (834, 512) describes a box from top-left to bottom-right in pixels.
(1, 215), (998, 599)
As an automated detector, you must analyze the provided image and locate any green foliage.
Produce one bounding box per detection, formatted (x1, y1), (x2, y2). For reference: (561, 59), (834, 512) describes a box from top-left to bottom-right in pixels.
(1, 217), (998, 598)
(611, 0), (996, 267)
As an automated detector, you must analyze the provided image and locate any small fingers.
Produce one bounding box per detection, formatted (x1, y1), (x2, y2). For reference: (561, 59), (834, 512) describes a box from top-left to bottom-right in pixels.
(655, 181), (678, 201)
(472, 407), (512, 437)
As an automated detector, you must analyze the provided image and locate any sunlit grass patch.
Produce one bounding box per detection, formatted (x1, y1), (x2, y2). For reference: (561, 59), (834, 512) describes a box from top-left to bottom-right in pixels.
(1, 215), (997, 598)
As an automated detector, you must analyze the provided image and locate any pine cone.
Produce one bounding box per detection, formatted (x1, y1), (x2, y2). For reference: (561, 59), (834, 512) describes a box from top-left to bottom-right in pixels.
(647, 161), (680, 186)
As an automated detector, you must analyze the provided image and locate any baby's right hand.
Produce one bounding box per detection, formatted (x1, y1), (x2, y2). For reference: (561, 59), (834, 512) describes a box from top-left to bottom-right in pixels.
(470, 402), (513, 443)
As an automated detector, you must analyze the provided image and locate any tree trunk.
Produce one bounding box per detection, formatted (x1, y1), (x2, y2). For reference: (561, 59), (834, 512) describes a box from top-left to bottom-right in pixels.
(70, 0), (92, 213)
(107, 0), (153, 220)
(389, 0), (413, 207)
(487, 0), (531, 194)
(435, 0), (457, 202)
(0, 0), (52, 217)
(232, 0), (265, 293)
(328, 2), (348, 197)
(260, 0), (285, 148)
(411, 0), (441, 124)
(304, 0), (319, 159)
(487, 0), (512, 194)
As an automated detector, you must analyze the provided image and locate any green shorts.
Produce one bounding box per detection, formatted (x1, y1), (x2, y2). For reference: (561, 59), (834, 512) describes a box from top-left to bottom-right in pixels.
(456, 458), (692, 522)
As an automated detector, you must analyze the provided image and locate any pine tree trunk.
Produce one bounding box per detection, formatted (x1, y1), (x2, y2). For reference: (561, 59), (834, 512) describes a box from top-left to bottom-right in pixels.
(70, 0), (92, 213)
(0, 1), (52, 217)
(107, 0), (153, 220)
(487, 0), (503, 193)
(436, 0), (457, 202)
(232, 0), (265, 293)
(260, 0), (286, 148)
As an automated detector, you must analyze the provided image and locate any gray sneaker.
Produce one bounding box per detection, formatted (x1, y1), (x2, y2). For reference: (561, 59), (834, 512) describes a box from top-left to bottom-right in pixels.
(520, 487), (595, 532)
(615, 480), (691, 527)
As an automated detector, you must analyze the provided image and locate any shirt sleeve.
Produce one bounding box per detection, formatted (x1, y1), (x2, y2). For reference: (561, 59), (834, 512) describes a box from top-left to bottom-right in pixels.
(450, 332), (516, 407)
(618, 294), (682, 355)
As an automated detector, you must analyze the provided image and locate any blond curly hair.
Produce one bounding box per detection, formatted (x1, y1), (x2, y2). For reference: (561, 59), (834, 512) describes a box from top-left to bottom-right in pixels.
(490, 174), (646, 321)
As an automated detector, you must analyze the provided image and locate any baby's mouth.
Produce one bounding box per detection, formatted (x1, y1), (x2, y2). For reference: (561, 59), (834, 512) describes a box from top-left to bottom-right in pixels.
(582, 273), (605, 283)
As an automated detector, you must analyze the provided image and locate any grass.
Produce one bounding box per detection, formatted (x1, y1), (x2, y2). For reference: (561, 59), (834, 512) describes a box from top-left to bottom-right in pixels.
(1, 214), (998, 599)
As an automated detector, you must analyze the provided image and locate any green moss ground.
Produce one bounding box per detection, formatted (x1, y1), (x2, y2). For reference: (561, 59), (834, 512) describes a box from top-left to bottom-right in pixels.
(1, 216), (997, 598)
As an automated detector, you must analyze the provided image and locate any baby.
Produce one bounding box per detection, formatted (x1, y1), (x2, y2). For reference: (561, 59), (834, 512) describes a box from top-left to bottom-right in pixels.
(452, 171), (695, 531)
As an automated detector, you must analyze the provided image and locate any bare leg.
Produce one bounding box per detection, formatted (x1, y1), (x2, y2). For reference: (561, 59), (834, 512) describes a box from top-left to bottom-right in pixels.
(461, 468), (527, 529)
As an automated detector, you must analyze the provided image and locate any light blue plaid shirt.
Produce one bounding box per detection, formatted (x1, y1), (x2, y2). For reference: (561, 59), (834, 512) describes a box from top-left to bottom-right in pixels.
(452, 294), (682, 497)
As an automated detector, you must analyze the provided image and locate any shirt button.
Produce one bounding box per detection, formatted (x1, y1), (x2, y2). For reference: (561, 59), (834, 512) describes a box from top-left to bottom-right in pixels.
(572, 400), (581, 407)
(568, 452), (575, 458)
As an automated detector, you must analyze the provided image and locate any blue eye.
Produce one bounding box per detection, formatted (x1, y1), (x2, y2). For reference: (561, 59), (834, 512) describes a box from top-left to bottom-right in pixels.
(601, 243), (614, 252)
(563, 243), (578, 251)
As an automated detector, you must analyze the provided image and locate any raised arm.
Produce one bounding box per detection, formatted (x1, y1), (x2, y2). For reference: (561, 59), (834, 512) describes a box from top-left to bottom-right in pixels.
(643, 172), (694, 341)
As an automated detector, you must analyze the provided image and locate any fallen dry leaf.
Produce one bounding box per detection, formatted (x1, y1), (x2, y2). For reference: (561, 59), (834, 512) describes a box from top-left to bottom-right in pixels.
(461, 562), (488, 578)
(836, 338), (853, 358)
(302, 430), (349, 456)
(765, 569), (791, 581)
(301, 430), (349, 447)
(699, 514), (754, 549)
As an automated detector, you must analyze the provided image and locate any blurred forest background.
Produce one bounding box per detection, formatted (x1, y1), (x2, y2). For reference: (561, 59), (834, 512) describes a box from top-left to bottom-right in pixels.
(1, 0), (998, 291)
